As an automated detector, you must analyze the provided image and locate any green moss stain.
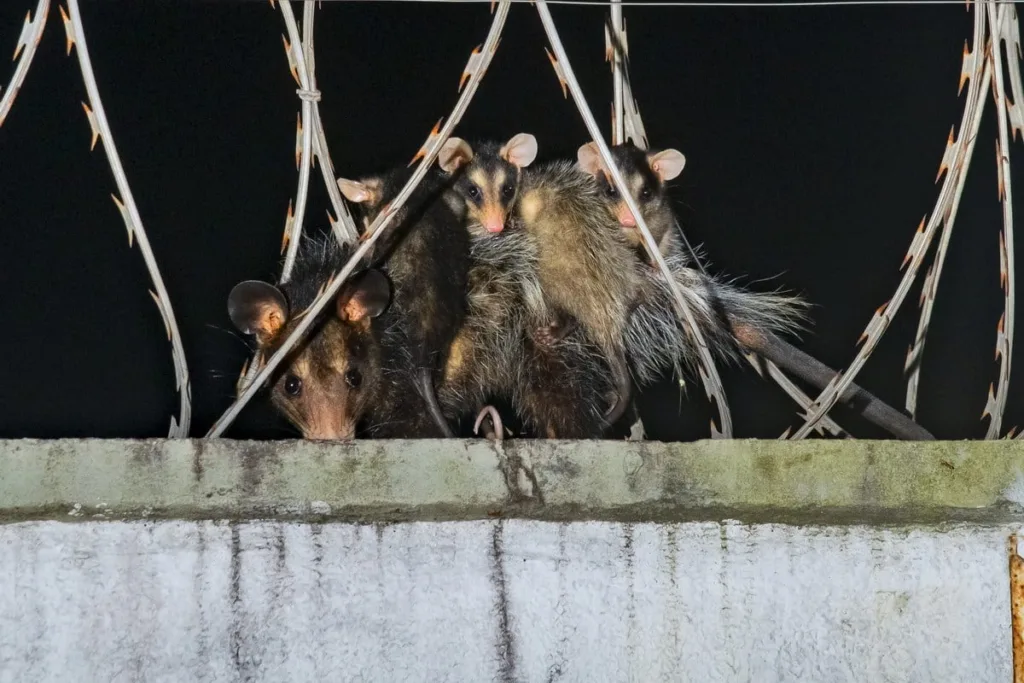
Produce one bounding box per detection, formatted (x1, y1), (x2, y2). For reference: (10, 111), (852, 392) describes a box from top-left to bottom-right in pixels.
(2, 439), (1024, 524)
(655, 440), (1024, 510)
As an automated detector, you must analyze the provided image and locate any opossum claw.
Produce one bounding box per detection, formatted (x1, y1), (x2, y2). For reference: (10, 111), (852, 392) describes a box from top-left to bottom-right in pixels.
(604, 351), (633, 426)
(474, 405), (504, 443)
(417, 367), (456, 437)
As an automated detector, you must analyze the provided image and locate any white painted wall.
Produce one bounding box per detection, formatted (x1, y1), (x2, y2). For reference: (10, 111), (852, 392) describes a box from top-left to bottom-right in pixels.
(0, 519), (1013, 682)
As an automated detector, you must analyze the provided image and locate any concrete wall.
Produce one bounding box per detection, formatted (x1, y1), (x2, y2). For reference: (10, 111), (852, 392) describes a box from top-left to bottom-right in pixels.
(2, 438), (1024, 682)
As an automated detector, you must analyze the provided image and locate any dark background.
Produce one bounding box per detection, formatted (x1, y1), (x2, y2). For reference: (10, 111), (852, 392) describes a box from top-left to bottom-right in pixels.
(0, 0), (1019, 440)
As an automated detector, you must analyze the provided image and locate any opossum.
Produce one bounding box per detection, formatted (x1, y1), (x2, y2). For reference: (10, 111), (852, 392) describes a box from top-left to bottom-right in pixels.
(578, 139), (687, 264)
(336, 163), (471, 437)
(226, 235), (444, 439)
(577, 140), (936, 440)
(437, 134), (613, 437)
(440, 133), (641, 428)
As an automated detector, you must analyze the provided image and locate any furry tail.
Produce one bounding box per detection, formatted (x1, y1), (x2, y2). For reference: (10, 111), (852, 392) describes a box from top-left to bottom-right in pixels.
(625, 252), (809, 385)
(709, 276), (811, 354)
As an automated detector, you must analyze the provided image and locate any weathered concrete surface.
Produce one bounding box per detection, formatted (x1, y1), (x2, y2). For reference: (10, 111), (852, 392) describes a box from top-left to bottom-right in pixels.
(3, 440), (1023, 681)
(2, 438), (1024, 524)
(0, 518), (1014, 683)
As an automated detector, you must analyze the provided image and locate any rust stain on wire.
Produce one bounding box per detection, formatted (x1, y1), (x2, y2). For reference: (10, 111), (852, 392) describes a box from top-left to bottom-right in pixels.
(1010, 534), (1024, 682)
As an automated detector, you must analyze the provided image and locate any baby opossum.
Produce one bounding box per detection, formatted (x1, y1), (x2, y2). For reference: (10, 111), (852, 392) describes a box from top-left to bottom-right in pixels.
(440, 133), (642, 428)
(437, 134), (613, 437)
(578, 140), (936, 440)
(337, 163), (471, 437)
(578, 139), (686, 264)
(226, 236), (444, 439)
(441, 229), (613, 438)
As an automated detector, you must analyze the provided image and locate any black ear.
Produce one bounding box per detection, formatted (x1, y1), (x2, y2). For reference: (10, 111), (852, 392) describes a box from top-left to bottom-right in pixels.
(337, 269), (391, 322)
(228, 280), (289, 344)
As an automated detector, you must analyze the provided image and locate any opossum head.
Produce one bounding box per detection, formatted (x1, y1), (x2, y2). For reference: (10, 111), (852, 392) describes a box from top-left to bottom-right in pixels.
(437, 132), (538, 237)
(336, 175), (389, 233)
(227, 269), (391, 440)
(338, 165), (467, 251)
(577, 140), (685, 251)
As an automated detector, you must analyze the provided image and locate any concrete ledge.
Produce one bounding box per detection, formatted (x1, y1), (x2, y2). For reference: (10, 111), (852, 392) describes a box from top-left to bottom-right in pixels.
(2, 438), (1024, 524)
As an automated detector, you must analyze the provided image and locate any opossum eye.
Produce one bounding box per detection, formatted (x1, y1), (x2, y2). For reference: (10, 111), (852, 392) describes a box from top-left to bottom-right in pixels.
(605, 184), (618, 197)
(466, 185), (480, 200)
(345, 368), (362, 389)
(640, 186), (652, 199)
(283, 374), (302, 397)
(501, 184), (514, 199)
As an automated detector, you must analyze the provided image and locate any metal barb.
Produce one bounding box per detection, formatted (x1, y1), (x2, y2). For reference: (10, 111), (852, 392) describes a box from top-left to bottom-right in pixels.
(281, 198), (295, 254)
(13, 6), (42, 63)
(110, 193), (133, 247)
(544, 47), (569, 97)
(460, 44), (484, 92)
(410, 118), (445, 165)
(59, 3), (72, 55)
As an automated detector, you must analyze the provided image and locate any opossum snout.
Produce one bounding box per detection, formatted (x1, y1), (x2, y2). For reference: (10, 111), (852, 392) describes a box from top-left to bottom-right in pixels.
(616, 203), (637, 228)
(305, 422), (356, 441)
(482, 205), (506, 233)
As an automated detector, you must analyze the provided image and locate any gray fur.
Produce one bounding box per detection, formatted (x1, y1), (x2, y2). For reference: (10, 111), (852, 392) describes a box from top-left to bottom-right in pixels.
(436, 230), (535, 413)
(626, 247), (810, 386)
(520, 160), (642, 352)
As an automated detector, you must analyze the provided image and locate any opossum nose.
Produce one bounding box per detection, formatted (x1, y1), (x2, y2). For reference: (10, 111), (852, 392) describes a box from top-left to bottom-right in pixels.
(306, 418), (356, 441)
(482, 206), (505, 233)
(309, 428), (355, 441)
(617, 205), (636, 227)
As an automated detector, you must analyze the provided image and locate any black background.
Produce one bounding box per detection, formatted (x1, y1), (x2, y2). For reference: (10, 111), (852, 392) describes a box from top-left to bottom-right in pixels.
(0, 0), (1019, 440)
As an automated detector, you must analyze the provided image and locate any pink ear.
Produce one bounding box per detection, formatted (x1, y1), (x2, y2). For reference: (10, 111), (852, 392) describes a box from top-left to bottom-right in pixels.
(438, 137), (474, 174)
(576, 141), (606, 177)
(500, 133), (538, 169)
(648, 149), (686, 182)
(337, 178), (373, 203)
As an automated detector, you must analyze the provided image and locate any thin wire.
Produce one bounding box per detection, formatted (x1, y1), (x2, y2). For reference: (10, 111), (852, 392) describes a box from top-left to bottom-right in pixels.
(283, 0), (1012, 7)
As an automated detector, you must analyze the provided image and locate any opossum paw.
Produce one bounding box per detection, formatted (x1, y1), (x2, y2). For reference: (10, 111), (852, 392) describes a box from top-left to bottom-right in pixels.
(533, 322), (564, 347)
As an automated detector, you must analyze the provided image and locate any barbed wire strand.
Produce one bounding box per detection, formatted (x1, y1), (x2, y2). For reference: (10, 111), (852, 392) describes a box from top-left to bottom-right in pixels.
(243, 0), (1018, 8)
(206, 0), (512, 437)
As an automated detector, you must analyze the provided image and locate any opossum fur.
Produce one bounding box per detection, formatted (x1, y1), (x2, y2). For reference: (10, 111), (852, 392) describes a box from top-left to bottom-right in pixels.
(516, 159), (644, 425)
(625, 244), (810, 386)
(338, 164), (472, 436)
(437, 136), (615, 437)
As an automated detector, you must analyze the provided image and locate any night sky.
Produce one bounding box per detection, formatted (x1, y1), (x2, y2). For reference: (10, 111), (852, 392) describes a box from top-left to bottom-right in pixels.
(1, 0), (1020, 441)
